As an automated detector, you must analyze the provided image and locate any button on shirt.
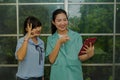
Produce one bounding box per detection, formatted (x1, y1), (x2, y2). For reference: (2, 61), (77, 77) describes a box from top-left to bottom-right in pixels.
(15, 37), (44, 79)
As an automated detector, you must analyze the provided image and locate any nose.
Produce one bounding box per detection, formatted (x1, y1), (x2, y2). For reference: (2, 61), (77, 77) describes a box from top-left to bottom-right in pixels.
(37, 27), (41, 31)
(61, 21), (66, 25)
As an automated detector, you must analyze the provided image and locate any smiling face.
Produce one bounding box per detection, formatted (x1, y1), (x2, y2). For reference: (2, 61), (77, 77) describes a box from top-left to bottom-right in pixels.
(52, 13), (68, 34)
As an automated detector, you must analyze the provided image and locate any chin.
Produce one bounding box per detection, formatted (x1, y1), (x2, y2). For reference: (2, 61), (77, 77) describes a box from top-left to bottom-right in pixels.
(61, 29), (67, 32)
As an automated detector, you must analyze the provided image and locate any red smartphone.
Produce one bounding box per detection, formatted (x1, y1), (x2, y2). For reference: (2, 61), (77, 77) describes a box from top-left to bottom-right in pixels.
(78, 37), (97, 56)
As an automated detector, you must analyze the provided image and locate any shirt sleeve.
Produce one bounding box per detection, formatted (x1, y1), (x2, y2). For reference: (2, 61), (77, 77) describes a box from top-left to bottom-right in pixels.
(76, 34), (83, 52)
(15, 38), (23, 59)
(45, 36), (53, 57)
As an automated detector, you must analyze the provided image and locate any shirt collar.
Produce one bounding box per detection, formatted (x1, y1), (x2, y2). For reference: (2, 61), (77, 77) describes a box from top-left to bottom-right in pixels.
(24, 36), (43, 46)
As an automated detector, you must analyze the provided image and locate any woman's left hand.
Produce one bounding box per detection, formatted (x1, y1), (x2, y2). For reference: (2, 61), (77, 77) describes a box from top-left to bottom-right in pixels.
(81, 42), (94, 58)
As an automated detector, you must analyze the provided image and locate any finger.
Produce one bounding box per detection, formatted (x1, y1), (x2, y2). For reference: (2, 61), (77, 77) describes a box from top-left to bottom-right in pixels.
(64, 35), (70, 40)
(83, 47), (87, 51)
(92, 45), (95, 49)
(29, 23), (32, 29)
(81, 50), (86, 53)
(66, 37), (70, 40)
(35, 34), (40, 36)
(31, 34), (40, 38)
(64, 35), (69, 38)
(84, 45), (89, 48)
(89, 42), (92, 47)
(27, 23), (29, 29)
(31, 31), (34, 35)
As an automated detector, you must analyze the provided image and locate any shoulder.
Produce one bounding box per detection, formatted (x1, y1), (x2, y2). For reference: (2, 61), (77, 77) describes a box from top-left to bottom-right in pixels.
(69, 29), (82, 38)
(68, 29), (83, 43)
(18, 37), (24, 42)
(47, 35), (54, 42)
(37, 37), (44, 44)
(47, 33), (57, 40)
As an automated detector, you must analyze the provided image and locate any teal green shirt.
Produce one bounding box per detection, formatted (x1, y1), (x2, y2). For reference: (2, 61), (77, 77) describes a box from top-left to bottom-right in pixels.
(46, 29), (83, 80)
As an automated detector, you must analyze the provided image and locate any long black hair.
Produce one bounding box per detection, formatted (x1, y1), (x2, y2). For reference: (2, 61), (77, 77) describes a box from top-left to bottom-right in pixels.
(51, 9), (68, 34)
(23, 16), (42, 35)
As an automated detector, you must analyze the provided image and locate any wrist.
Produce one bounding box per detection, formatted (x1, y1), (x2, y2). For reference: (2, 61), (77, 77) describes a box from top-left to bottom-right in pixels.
(24, 37), (29, 42)
(24, 34), (30, 41)
(57, 39), (62, 46)
(86, 54), (90, 58)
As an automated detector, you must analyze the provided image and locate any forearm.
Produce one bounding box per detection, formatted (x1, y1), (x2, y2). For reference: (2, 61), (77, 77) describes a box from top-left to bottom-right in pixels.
(49, 40), (61, 64)
(78, 54), (90, 61)
(16, 40), (28, 61)
(79, 52), (94, 61)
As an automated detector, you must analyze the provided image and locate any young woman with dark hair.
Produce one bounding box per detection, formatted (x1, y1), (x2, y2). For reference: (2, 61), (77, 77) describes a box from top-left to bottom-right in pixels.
(46, 9), (95, 80)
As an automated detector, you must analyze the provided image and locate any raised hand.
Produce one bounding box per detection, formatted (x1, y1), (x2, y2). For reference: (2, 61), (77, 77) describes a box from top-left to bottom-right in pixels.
(58, 35), (70, 44)
(25, 23), (40, 40)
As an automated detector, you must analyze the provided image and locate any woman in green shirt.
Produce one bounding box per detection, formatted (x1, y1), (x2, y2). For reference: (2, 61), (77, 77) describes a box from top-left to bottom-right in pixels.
(46, 9), (94, 80)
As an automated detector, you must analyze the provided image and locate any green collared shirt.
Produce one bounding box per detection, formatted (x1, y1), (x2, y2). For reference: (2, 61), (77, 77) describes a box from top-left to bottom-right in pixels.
(46, 29), (83, 80)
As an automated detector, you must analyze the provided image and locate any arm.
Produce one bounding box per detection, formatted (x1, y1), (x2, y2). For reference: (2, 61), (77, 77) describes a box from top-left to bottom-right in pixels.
(79, 43), (94, 61)
(16, 39), (29, 61)
(16, 23), (32, 61)
(48, 35), (70, 64)
(48, 40), (61, 64)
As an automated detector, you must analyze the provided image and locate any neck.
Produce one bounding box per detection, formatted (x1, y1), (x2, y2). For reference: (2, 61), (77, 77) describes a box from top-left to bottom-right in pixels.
(57, 29), (68, 35)
(31, 37), (38, 44)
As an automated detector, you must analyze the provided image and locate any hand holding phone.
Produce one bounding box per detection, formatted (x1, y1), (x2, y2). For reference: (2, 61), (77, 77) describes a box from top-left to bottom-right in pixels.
(78, 37), (97, 56)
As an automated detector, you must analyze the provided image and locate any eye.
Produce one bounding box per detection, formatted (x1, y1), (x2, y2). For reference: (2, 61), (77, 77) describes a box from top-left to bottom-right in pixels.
(34, 26), (39, 29)
(56, 19), (61, 22)
(63, 18), (67, 21)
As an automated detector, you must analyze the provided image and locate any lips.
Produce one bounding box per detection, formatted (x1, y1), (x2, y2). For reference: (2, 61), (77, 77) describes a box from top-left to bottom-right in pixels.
(35, 31), (40, 34)
(59, 26), (66, 30)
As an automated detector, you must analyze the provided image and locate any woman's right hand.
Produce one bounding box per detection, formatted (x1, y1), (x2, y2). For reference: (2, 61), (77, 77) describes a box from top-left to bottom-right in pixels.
(26, 23), (32, 38)
(58, 35), (70, 44)
(25, 23), (35, 40)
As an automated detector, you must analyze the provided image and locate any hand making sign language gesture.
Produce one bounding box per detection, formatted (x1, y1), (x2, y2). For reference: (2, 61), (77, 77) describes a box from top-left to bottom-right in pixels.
(25, 23), (41, 41)
(58, 35), (70, 44)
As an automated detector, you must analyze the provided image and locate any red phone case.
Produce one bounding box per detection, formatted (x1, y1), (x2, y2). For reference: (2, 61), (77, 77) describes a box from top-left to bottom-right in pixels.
(78, 37), (97, 56)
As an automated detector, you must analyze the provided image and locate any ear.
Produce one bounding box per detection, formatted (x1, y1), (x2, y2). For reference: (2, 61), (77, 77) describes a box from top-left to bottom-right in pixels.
(52, 21), (55, 25)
